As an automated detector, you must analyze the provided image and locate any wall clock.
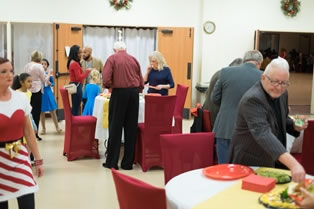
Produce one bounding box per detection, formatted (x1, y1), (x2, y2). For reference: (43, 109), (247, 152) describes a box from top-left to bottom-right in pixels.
(203, 21), (216, 34)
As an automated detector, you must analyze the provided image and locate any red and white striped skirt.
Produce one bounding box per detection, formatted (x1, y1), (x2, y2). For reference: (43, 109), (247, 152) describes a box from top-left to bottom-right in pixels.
(0, 144), (38, 202)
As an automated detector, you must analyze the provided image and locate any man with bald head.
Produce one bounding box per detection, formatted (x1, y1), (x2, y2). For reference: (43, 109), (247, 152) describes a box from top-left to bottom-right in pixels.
(81, 46), (103, 84)
(229, 57), (307, 183)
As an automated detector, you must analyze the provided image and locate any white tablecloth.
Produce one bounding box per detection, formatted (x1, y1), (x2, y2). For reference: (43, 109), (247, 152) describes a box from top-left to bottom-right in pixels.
(165, 168), (314, 209)
(92, 95), (145, 141)
(165, 169), (238, 209)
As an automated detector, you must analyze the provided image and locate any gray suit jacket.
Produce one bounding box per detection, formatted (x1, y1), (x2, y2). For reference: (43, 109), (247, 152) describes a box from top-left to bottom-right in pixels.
(203, 70), (220, 126)
(211, 63), (262, 139)
(229, 82), (299, 167)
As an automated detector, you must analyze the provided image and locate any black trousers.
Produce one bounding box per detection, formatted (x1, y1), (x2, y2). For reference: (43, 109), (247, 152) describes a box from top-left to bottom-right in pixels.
(30, 91), (42, 129)
(0, 193), (35, 209)
(105, 88), (139, 168)
(71, 83), (82, 116)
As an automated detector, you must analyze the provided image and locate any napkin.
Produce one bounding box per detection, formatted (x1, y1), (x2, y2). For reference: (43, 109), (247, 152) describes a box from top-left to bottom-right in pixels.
(242, 174), (276, 193)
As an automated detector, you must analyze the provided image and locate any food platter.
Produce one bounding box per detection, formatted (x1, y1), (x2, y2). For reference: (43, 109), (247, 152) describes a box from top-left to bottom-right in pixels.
(202, 164), (254, 180)
(255, 167), (292, 184)
(259, 179), (314, 209)
(259, 191), (300, 209)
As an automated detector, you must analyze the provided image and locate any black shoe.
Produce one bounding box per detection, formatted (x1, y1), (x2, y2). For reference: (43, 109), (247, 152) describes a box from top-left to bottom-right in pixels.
(36, 134), (42, 141)
(121, 165), (133, 170)
(102, 163), (118, 170)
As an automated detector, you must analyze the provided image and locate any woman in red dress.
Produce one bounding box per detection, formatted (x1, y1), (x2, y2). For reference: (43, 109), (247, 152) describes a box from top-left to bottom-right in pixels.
(0, 57), (43, 209)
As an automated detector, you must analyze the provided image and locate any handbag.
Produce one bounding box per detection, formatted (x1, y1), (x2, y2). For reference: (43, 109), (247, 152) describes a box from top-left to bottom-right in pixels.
(64, 83), (78, 94)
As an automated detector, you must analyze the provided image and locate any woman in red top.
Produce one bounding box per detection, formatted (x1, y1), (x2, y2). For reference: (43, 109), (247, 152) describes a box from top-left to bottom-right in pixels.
(67, 45), (90, 116)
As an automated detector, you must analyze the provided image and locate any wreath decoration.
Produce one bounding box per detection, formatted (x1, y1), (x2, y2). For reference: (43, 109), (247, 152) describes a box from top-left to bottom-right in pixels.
(281, 0), (301, 17)
(109, 0), (132, 10)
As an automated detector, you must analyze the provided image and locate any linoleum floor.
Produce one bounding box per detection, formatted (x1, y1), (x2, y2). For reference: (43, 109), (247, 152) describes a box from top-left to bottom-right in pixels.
(8, 118), (193, 209)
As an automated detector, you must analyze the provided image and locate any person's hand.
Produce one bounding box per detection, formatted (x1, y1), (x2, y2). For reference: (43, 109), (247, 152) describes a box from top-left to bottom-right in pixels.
(298, 187), (314, 208)
(35, 164), (44, 178)
(290, 163), (306, 183)
(294, 115), (308, 131)
(149, 85), (163, 90)
(48, 69), (54, 76)
(146, 66), (152, 73)
(155, 85), (163, 90)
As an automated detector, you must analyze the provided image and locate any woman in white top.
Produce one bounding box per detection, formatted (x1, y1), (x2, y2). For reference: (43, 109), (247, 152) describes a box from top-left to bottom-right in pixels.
(0, 57), (43, 209)
(24, 51), (49, 141)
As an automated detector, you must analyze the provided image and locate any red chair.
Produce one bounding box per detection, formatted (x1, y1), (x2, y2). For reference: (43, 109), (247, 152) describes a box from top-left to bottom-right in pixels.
(160, 132), (215, 184)
(135, 95), (177, 172)
(202, 110), (212, 132)
(59, 88), (99, 161)
(111, 168), (167, 209)
(172, 84), (189, 133)
(292, 120), (314, 175)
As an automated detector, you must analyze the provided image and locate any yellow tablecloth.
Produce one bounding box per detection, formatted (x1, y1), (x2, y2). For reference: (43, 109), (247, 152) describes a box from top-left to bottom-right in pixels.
(193, 168), (291, 209)
(102, 99), (109, 128)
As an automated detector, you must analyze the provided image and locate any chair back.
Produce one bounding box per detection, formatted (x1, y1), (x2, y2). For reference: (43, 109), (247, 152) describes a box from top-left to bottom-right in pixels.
(172, 84), (189, 134)
(144, 95), (176, 131)
(202, 110), (212, 132)
(301, 120), (314, 175)
(111, 168), (167, 209)
(59, 88), (72, 124)
(136, 95), (176, 171)
(173, 84), (189, 118)
(59, 88), (72, 155)
(160, 132), (215, 184)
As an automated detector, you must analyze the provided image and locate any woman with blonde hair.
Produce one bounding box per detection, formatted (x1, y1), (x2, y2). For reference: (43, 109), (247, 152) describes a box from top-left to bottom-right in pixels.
(82, 69), (101, 115)
(144, 51), (174, 95)
(24, 50), (50, 141)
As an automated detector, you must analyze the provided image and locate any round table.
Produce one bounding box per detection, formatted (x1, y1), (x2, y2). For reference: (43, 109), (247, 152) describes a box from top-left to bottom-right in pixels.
(165, 169), (238, 209)
(165, 167), (314, 209)
(92, 95), (145, 141)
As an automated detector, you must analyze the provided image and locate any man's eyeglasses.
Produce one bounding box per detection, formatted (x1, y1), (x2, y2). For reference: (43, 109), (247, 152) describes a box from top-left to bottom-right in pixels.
(264, 74), (290, 88)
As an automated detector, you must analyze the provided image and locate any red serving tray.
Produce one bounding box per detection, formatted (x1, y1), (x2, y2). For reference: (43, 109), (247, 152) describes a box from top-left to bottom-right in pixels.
(203, 164), (254, 180)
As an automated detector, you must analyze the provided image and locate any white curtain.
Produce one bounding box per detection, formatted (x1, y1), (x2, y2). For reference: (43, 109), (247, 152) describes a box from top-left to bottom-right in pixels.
(0, 24), (5, 58)
(83, 26), (156, 93)
(13, 23), (53, 75)
(83, 27), (116, 65)
(124, 28), (156, 77)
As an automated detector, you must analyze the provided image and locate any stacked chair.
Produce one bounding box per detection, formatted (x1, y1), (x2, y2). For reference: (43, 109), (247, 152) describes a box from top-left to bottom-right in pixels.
(59, 88), (99, 161)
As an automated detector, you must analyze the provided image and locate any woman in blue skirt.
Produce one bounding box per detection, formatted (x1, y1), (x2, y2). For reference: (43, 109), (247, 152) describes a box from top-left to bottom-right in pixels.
(40, 59), (62, 134)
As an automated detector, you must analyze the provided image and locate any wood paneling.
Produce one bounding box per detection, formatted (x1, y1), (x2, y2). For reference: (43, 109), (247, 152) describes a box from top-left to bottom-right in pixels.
(157, 27), (194, 108)
(53, 23), (82, 108)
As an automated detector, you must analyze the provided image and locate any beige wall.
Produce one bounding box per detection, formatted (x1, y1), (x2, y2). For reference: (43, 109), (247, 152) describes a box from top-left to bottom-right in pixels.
(1, 0), (314, 106)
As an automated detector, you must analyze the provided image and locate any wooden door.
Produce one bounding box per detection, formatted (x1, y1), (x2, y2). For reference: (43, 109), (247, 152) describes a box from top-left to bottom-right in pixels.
(254, 30), (260, 50)
(53, 23), (82, 113)
(157, 27), (194, 109)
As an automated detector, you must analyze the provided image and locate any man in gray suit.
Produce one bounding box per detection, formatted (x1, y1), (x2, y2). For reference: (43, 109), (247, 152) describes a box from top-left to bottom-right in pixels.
(211, 50), (263, 164)
(203, 58), (243, 126)
(229, 57), (307, 183)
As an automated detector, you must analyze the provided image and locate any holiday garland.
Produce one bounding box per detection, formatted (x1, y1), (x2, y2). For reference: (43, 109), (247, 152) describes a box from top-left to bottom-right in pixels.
(281, 0), (301, 17)
(109, 0), (132, 10)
